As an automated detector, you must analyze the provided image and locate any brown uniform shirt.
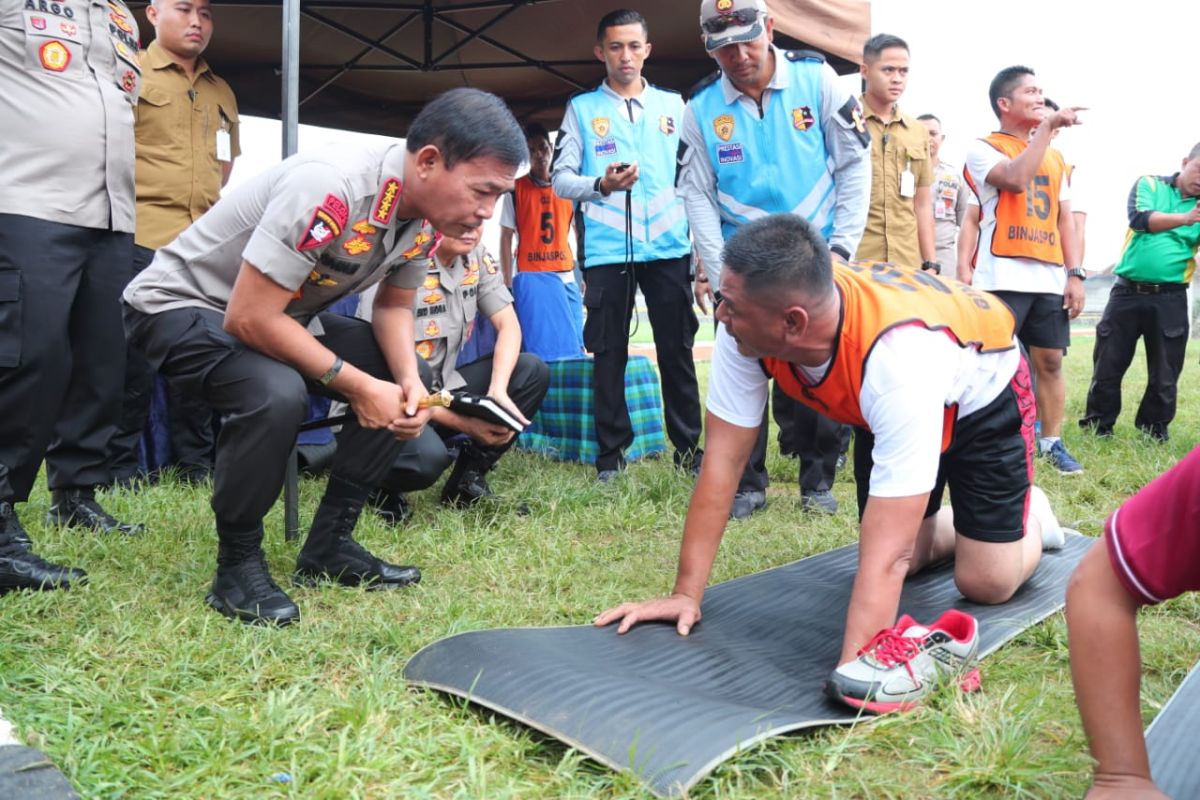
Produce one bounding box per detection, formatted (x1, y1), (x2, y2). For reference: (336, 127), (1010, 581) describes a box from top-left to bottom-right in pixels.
(855, 99), (932, 269)
(134, 39), (239, 250)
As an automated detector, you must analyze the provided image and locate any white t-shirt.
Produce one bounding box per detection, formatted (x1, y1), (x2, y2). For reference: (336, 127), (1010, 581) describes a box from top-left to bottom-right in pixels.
(707, 323), (1020, 497)
(964, 139), (1071, 295)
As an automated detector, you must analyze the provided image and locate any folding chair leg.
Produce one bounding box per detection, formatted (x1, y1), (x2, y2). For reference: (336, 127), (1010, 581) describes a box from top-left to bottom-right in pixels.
(284, 446), (300, 541)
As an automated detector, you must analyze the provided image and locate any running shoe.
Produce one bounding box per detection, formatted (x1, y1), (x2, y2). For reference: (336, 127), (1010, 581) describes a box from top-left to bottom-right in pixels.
(1041, 439), (1083, 475)
(826, 609), (981, 714)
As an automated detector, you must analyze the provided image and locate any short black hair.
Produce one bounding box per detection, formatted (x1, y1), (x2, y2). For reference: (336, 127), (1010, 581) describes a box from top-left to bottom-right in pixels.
(406, 88), (527, 169)
(722, 214), (833, 304)
(989, 65), (1035, 119)
(916, 113), (940, 125)
(523, 122), (551, 145)
(863, 33), (908, 63)
(596, 9), (647, 42)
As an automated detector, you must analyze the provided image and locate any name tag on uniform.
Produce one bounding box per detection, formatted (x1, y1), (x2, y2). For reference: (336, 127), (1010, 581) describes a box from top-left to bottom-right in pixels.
(216, 129), (232, 162)
(900, 169), (915, 198)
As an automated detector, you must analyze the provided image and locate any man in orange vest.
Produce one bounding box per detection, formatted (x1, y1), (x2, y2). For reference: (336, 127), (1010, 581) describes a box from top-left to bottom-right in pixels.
(498, 123), (584, 361)
(962, 66), (1086, 475)
(596, 213), (1066, 712)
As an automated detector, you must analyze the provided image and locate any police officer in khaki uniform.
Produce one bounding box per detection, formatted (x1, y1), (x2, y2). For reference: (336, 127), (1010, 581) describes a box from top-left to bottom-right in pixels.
(109, 0), (240, 486)
(370, 230), (548, 520)
(0, 0), (143, 592)
(123, 88), (528, 625)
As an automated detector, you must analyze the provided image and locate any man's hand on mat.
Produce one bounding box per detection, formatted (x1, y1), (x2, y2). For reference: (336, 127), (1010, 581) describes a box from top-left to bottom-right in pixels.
(594, 593), (702, 636)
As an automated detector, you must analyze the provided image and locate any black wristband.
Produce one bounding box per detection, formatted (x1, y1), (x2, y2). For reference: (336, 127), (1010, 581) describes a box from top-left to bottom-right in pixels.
(593, 176), (610, 197)
(921, 260), (942, 274)
(830, 244), (850, 261)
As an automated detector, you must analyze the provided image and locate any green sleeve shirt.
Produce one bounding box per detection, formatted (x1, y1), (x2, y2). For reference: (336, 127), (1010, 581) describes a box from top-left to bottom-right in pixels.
(1114, 173), (1200, 284)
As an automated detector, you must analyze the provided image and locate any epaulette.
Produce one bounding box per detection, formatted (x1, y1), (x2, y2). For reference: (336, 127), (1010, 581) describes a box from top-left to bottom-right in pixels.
(786, 49), (826, 63)
(687, 70), (721, 99)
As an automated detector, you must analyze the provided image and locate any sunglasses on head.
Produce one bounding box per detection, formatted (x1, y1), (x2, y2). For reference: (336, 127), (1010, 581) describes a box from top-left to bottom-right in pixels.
(702, 9), (761, 35)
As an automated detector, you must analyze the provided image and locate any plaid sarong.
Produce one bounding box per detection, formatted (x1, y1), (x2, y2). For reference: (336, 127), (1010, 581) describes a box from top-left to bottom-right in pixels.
(517, 355), (667, 464)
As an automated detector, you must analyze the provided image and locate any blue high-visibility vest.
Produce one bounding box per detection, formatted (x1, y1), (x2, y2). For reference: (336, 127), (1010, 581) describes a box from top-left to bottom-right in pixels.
(571, 84), (691, 267)
(690, 54), (835, 241)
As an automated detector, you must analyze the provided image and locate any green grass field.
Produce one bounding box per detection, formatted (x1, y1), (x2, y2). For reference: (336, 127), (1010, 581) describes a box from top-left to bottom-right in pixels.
(3, 341), (1199, 799)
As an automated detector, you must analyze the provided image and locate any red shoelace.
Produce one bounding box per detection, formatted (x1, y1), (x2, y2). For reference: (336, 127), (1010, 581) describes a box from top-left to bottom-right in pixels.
(859, 626), (924, 673)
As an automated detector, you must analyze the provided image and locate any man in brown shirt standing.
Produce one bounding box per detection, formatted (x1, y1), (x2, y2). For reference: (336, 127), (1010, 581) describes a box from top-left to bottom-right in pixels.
(109, 0), (240, 486)
(855, 34), (938, 273)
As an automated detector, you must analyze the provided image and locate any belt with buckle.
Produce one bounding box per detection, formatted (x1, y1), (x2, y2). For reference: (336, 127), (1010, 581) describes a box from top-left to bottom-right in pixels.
(1114, 276), (1187, 294)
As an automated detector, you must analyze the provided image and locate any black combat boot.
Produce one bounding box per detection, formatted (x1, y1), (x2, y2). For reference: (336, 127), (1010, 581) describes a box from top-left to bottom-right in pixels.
(439, 444), (496, 508)
(0, 501), (87, 592)
(206, 525), (299, 626)
(46, 487), (144, 536)
(294, 476), (420, 590)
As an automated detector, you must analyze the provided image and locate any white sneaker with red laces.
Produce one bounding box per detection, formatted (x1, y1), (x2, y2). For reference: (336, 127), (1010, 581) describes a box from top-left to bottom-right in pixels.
(825, 609), (981, 714)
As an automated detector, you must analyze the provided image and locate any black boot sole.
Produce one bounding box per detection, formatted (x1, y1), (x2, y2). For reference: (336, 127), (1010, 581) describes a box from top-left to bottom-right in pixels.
(205, 592), (299, 626)
(291, 568), (421, 591)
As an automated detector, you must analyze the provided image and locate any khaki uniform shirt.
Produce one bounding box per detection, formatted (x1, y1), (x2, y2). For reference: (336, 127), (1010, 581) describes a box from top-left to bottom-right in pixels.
(124, 143), (439, 334)
(415, 243), (512, 391)
(135, 39), (240, 250)
(931, 159), (969, 268)
(0, 0), (141, 232)
(855, 99), (932, 269)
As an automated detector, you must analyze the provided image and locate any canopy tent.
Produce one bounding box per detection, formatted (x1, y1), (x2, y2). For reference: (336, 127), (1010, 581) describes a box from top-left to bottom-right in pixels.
(128, 0), (870, 141)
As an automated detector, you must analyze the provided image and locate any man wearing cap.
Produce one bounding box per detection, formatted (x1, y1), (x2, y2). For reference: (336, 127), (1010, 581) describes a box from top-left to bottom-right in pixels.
(680, 0), (870, 519)
(0, 0), (144, 592)
(551, 8), (703, 483)
(123, 88), (527, 625)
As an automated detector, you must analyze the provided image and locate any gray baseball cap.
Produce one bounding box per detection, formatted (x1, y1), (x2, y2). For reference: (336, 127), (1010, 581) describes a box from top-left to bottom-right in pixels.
(699, 0), (768, 52)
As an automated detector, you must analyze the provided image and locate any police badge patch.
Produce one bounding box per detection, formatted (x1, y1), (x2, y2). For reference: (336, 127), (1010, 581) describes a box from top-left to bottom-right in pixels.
(713, 114), (735, 142)
(659, 115), (675, 135)
(792, 106), (815, 131)
(591, 117), (610, 138)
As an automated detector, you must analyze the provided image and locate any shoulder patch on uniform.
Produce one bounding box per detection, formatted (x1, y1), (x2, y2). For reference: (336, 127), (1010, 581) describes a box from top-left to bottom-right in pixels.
(371, 178), (402, 225)
(837, 95), (870, 148)
(297, 208), (342, 252)
(322, 194), (349, 229)
(786, 49), (825, 63)
(687, 70), (721, 100)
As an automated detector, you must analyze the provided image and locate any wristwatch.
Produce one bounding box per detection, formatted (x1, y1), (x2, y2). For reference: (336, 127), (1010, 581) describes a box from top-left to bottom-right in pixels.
(921, 260), (942, 274)
(318, 356), (344, 386)
(1067, 267), (1087, 281)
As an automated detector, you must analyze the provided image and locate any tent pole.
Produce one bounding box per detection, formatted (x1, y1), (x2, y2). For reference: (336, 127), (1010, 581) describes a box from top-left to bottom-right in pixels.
(282, 0), (300, 157)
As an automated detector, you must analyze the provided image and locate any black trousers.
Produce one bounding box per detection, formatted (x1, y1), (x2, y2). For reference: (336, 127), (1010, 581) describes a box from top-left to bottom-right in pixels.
(1081, 283), (1189, 436)
(582, 256), (701, 471)
(109, 245), (217, 479)
(385, 352), (550, 493)
(735, 384), (843, 493)
(124, 306), (408, 544)
(0, 214), (130, 502)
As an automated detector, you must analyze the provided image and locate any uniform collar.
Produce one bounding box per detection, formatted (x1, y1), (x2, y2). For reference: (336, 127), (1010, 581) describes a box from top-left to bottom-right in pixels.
(143, 39), (213, 80)
(861, 96), (908, 125)
(719, 44), (788, 105)
(600, 77), (647, 106)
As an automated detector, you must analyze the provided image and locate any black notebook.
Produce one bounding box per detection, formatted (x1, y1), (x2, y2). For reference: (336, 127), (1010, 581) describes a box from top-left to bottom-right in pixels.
(448, 391), (524, 433)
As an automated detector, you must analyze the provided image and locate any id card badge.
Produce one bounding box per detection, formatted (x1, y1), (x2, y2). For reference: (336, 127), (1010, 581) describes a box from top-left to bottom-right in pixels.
(900, 169), (916, 198)
(216, 129), (232, 162)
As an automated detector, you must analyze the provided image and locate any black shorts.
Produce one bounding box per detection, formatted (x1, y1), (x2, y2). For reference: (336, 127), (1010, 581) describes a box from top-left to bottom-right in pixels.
(991, 290), (1069, 351)
(854, 356), (1036, 543)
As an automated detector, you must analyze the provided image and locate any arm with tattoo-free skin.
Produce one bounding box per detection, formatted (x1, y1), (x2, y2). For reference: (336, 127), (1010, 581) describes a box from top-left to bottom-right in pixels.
(371, 283), (432, 435)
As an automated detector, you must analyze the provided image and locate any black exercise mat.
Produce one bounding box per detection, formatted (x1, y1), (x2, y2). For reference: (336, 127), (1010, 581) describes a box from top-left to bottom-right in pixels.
(1147, 660), (1200, 799)
(0, 746), (78, 800)
(405, 533), (1090, 798)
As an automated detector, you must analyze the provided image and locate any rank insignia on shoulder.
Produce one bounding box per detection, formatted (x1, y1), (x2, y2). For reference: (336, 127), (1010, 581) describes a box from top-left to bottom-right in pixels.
(372, 178), (401, 225)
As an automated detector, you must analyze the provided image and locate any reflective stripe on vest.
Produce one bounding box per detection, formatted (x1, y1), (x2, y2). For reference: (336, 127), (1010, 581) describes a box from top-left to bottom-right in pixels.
(572, 86), (691, 267)
(690, 57), (835, 241)
(762, 262), (1016, 452)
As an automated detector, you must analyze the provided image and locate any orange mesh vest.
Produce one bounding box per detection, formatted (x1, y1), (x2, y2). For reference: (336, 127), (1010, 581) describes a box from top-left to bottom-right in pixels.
(971, 133), (1067, 265)
(513, 175), (575, 273)
(762, 262), (1017, 452)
